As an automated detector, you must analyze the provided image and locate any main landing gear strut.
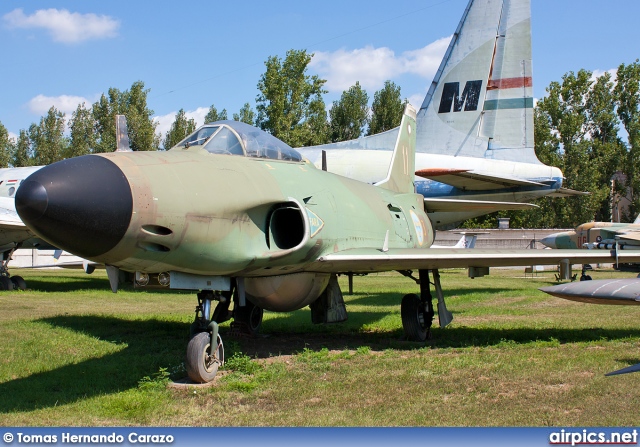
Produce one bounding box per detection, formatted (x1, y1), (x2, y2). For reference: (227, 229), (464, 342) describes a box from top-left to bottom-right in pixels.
(399, 269), (453, 342)
(185, 283), (264, 383)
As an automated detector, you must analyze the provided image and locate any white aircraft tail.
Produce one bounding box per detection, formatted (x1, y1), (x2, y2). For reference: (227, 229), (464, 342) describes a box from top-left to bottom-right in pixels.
(418, 0), (537, 164)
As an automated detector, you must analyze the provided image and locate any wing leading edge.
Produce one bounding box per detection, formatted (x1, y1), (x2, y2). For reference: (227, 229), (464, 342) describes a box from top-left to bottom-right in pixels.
(311, 248), (640, 273)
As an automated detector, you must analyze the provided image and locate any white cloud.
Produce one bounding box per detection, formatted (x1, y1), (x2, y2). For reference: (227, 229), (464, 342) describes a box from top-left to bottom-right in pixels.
(27, 94), (93, 116)
(7, 132), (18, 142)
(407, 93), (425, 111)
(310, 36), (451, 93)
(3, 8), (119, 43)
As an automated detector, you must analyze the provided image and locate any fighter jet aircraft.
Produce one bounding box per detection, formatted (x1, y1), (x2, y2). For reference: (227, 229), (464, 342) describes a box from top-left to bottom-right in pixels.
(540, 278), (640, 376)
(15, 105), (640, 383)
(298, 0), (582, 229)
(540, 218), (640, 251)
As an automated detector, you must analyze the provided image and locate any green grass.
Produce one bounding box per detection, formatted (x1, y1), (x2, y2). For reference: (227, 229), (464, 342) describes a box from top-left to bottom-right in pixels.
(0, 267), (639, 426)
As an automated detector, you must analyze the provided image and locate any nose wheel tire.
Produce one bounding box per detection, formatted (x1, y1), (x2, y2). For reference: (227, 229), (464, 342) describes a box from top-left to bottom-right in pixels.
(401, 293), (428, 342)
(186, 331), (224, 383)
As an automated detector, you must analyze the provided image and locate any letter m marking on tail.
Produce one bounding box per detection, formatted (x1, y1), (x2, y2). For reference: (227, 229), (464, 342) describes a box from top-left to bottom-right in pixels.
(438, 80), (483, 113)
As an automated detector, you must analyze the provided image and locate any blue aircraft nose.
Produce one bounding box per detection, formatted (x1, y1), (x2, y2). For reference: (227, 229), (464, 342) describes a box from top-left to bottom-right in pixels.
(15, 155), (133, 258)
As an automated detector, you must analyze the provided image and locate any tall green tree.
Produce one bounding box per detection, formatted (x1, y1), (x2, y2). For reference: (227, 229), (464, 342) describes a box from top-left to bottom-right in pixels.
(68, 102), (96, 158)
(256, 49), (329, 147)
(13, 130), (31, 167)
(233, 103), (255, 125)
(204, 105), (227, 123)
(0, 121), (13, 168)
(163, 109), (196, 149)
(92, 81), (160, 152)
(329, 81), (369, 142)
(614, 60), (640, 219)
(29, 106), (68, 165)
(368, 81), (404, 135)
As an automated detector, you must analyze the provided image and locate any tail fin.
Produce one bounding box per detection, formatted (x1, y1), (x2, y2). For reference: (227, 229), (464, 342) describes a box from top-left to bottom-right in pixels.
(634, 213), (640, 224)
(375, 104), (416, 194)
(417, 0), (537, 163)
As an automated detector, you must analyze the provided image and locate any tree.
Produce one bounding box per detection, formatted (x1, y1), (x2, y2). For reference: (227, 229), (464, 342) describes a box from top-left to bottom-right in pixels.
(614, 60), (640, 219)
(163, 109), (196, 149)
(68, 102), (96, 158)
(233, 103), (255, 125)
(13, 129), (32, 167)
(204, 105), (227, 123)
(29, 106), (68, 165)
(329, 81), (369, 142)
(0, 121), (13, 168)
(255, 49), (329, 147)
(92, 81), (160, 152)
(368, 81), (405, 135)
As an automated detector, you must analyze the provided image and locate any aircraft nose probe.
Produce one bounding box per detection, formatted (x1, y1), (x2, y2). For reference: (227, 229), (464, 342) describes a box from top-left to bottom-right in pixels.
(15, 155), (134, 258)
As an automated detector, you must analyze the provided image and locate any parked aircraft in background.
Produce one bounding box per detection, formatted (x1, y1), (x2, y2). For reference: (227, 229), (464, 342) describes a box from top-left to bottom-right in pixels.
(540, 278), (640, 376)
(15, 107), (640, 383)
(540, 217), (640, 250)
(298, 0), (582, 229)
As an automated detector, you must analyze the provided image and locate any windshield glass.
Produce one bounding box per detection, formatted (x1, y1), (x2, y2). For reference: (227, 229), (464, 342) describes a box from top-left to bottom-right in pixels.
(175, 126), (220, 148)
(173, 121), (303, 162)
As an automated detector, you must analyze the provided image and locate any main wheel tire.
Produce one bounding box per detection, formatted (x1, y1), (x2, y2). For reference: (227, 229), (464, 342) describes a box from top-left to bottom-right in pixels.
(0, 276), (14, 291)
(401, 293), (428, 342)
(11, 276), (26, 290)
(186, 332), (224, 383)
(234, 300), (263, 335)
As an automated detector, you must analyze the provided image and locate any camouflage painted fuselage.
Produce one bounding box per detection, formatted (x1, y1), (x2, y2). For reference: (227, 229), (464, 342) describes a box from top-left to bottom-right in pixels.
(94, 149), (432, 276)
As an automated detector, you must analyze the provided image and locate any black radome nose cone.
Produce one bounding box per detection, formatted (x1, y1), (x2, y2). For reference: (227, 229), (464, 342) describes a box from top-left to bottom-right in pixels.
(16, 155), (133, 258)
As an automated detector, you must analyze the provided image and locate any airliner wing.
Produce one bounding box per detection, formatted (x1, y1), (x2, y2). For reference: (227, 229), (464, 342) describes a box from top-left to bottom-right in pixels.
(423, 198), (536, 213)
(313, 248), (640, 273)
(415, 168), (546, 190)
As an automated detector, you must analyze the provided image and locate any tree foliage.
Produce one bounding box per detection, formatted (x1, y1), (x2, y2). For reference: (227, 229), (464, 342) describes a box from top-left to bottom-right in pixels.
(0, 121), (13, 168)
(614, 60), (640, 220)
(368, 81), (405, 136)
(204, 105), (228, 123)
(29, 107), (68, 166)
(233, 103), (255, 125)
(92, 81), (159, 153)
(256, 49), (329, 147)
(163, 109), (196, 150)
(68, 102), (96, 158)
(329, 81), (369, 142)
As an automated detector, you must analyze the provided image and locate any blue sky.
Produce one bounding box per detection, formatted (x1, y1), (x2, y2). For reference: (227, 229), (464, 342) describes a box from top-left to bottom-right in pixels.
(1, 0), (639, 142)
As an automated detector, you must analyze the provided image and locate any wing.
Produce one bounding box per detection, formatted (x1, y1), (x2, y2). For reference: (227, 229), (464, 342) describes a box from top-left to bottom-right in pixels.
(311, 248), (640, 273)
(415, 168), (546, 190)
(423, 197), (536, 213)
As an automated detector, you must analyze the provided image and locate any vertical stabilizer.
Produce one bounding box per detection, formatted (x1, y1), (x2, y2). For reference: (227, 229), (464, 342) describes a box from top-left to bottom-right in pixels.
(375, 104), (417, 194)
(417, 0), (536, 163)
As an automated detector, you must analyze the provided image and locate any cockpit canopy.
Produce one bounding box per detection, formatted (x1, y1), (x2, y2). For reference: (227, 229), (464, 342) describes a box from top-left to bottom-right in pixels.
(172, 120), (303, 162)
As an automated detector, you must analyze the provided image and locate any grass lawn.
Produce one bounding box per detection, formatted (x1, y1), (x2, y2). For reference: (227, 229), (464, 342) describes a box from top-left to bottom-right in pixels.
(0, 267), (639, 426)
